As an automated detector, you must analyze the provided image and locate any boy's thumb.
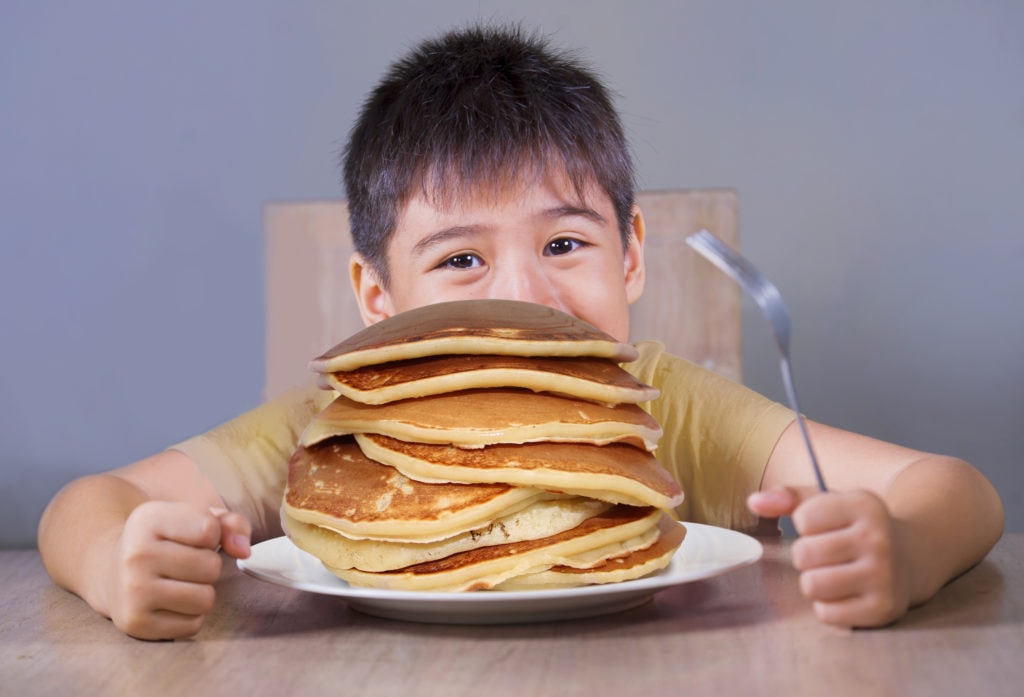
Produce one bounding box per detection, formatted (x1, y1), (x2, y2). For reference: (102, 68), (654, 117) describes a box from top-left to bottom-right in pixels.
(746, 486), (817, 518)
(209, 507), (252, 559)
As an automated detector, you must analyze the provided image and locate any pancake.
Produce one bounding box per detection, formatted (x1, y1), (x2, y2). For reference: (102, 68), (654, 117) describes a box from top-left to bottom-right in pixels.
(325, 505), (662, 591)
(300, 389), (663, 451)
(282, 497), (613, 572)
(286, 299), (682, 594)
(356, 434), (684, 509)
(319, 353), (660, 405)
(283, 439), (562, 543)
(493, 515), (686, 589)
(310, 299), (638, 373)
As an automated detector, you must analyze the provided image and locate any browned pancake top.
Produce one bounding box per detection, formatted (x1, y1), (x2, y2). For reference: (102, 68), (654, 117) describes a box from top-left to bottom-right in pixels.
(331, 354), (651, 393)
(380, 505), (656, 576)
(285, 438), (513, 523)
(310, 300), (637, 371)
(363, 434), (682, 501)
(311, 388), (660, 436)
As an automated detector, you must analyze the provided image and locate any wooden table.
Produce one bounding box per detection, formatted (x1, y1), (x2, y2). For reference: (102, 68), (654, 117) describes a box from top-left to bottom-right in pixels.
(3, 535), (1022, 697)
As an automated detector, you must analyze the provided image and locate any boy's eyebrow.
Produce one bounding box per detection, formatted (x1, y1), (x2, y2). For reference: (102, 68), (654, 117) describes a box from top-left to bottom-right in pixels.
(411, 225), (486, 256)
(544, 204), (607, 224)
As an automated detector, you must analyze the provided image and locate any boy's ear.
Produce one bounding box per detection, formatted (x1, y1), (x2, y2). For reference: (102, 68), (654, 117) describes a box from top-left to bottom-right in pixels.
(624, 205), (646, 305)
(349, 252), (394, 326)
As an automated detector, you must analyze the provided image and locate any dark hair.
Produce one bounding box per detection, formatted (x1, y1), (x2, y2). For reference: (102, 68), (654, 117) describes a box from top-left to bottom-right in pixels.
(342, 24), (636, 288)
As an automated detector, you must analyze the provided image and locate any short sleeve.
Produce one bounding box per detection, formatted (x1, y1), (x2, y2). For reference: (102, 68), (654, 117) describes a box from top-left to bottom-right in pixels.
(169, 385), (335, 537)
(625, 341), (795, 532)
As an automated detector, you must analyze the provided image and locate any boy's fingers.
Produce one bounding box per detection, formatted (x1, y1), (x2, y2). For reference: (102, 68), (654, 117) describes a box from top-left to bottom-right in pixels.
(746, 486), (819, 518)
(126, 501), (222, 550)
(791, 496), (854, 536)
(812, 593), (901, 629)
(116, 608), (207, 641)
(790, 532), (858, 571)
(746, 488), (796, 518)
(791, 490), (885, 536)
(211, 509), (252, 559)
(148, 577), (218, 616)
(149, 542), (223, 584)
(798, 563), (863, 603)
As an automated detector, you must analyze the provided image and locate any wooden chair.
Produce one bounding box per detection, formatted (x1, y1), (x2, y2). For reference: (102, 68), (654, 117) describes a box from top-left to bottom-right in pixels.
(264, 190), (741, 399)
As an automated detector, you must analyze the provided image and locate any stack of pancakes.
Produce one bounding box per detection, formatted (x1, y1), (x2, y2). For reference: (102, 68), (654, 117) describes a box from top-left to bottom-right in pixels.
(281, 299), (685, 592)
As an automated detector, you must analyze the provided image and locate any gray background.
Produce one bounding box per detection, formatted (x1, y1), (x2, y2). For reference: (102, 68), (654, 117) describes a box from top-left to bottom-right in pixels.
(2, 1), (1021, 547)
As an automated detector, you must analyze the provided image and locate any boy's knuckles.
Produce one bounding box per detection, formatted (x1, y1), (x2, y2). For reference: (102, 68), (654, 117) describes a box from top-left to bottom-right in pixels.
(119, 575), (161, 611)
(790, 535), (848, 571)
(813, 601), (855, 628)
(790, 502), (838, 536)
(851, 523), (894, 562)
(209, 550), (224, 576)
(856, 595), (899, 628)
(177, 616), (207, 639)
(111, 599), (161, 637)
(790, 540), (811, 570)
(124, 501), (226, 548)
(168, 583), (217, 616)
(113, 614), (152, 639)
(193, 585), (217, 614)
(220, 511), (251, 535)
(792, 549), (822, 573)
(192, 552), (223, 584)
(120, 535), (172, 566)
(117, 612), (206, 641)
(193, 515), (222, 546)
(798, 569), (837, 601)
(798, 571), (819, 599)
(806, 575), (905, 628)
(112, 579), (216, 639)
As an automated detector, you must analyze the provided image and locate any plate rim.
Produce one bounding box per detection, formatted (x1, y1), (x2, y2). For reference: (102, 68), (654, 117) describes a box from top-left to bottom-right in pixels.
(237, 521), (763, 607)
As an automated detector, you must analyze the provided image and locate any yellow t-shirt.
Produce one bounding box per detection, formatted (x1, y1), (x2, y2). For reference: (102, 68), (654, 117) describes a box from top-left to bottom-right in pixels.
(627, 341), (794, 531)
(171, 340), (794, 536)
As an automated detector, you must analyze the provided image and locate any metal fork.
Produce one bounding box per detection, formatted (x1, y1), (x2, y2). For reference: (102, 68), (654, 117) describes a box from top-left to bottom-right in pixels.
(686, 229), (827, 492)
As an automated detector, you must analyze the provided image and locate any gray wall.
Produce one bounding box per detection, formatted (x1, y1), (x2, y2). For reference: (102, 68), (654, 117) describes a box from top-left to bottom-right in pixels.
(2, 1), (1021, 547)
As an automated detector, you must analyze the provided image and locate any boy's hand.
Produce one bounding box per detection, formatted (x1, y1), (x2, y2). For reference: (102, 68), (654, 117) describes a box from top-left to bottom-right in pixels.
(747, 487), (913, 628)
(103, 502), (251, 640)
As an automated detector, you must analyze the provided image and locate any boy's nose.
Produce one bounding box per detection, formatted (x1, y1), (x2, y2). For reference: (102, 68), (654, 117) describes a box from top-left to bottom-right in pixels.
(487, 263), (561, 309)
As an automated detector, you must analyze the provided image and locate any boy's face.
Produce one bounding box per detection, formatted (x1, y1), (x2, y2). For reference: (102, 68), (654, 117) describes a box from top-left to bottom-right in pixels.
(349, 174), (646, 342)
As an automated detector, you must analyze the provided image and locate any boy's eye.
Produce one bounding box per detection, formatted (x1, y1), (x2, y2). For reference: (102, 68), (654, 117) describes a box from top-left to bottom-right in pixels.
(545, 238), (584, 256)
(440, 253), (482, 270)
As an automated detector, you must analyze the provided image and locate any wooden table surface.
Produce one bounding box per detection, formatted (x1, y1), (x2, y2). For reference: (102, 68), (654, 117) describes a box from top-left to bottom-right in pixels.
(3, 534), (1022, 697)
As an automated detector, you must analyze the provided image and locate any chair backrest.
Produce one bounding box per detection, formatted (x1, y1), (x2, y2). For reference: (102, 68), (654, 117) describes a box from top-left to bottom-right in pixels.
(264, 189), (741, 399)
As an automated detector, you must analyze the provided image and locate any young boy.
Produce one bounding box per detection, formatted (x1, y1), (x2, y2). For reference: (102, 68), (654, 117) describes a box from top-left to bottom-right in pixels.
(38, 24), (1003, 640)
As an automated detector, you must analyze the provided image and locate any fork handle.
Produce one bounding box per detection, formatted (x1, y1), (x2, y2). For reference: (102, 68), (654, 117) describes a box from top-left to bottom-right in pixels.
(779, 356), (827, 492)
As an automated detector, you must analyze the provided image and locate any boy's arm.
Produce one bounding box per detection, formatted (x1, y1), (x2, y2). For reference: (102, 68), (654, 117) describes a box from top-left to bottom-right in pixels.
(750, 420), (1004, 627)
(37, 383), (329, 640)
(38, 450), (251, 640)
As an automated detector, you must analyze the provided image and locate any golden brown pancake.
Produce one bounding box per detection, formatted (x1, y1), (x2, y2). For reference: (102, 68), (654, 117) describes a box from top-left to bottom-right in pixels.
(319, 353), (660, 405)
(494, 515), (686, 589)
(309, 299), (638, 373)
(281, 497), (612, 572)
(283, 439), (561, 543)
(326, 505), (663, 591)
(300, 389), (663, 451)
(355, 434), (684, 509)
(284, 299), (682, 594)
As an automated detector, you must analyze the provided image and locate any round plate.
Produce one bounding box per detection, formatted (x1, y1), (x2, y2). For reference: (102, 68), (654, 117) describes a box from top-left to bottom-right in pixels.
(237, 522), (762, 624)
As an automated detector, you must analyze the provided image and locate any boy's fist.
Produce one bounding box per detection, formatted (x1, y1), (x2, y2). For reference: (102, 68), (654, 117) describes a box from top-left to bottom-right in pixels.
(748, 487), (912, 628)
(104, 502), (250, 640)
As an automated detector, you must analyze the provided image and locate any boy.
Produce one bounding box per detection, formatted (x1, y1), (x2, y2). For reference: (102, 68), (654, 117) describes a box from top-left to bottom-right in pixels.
(38, 24), (1003, 640)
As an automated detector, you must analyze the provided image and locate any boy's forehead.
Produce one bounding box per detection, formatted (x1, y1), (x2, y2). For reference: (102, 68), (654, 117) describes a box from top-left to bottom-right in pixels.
(405, 165), (609, 219)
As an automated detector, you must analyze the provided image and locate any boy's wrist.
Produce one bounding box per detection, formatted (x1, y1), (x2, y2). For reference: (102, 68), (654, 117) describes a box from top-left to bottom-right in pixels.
(81, 526), (124, 620)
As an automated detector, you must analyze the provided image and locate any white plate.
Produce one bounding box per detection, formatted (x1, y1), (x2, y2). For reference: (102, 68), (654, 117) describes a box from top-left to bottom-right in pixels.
(238, 522), (762, 624)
